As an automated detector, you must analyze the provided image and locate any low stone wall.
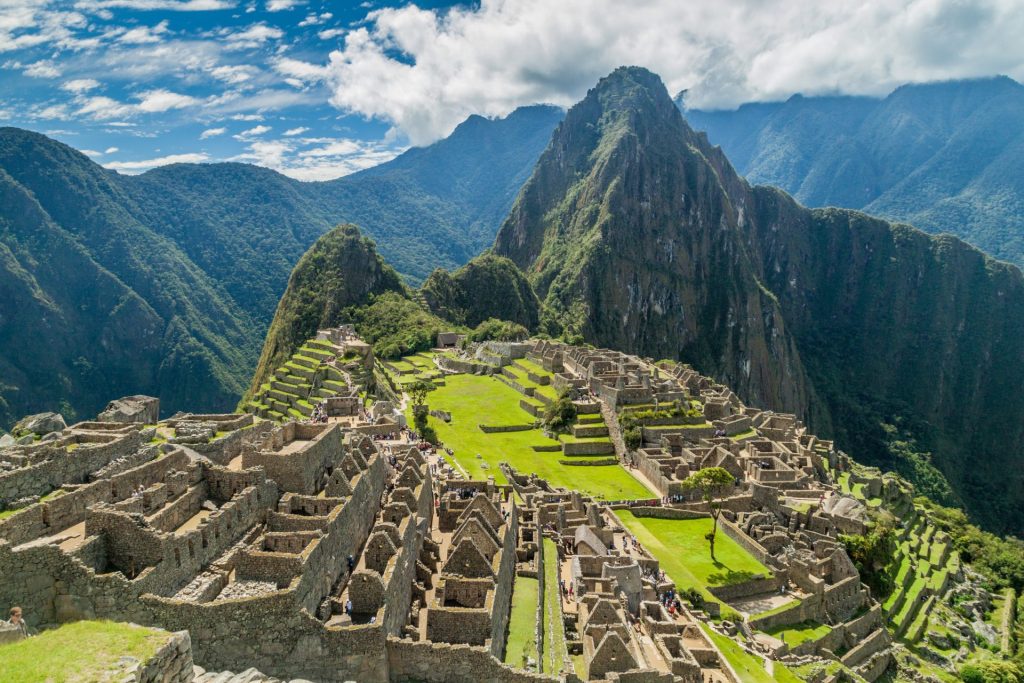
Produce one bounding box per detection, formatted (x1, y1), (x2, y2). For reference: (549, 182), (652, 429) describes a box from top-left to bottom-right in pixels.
(479, 424), (535, 433)
(718, 518), (774, 569)
(132, 630), (194, 683)
(708, 574), (784, 603)
(626, 507), (708, 520)
(559, 457), (618, 466)
(561, 441), (614, 456)
(387, 637), (558, 683)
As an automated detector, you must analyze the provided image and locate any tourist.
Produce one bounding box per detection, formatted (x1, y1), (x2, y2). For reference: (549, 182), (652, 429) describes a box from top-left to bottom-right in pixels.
(5, 606), (28, 637)
(344, 599), (352, 615)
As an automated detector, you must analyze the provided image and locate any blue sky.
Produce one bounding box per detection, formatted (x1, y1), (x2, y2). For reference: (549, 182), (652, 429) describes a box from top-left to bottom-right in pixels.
(3, 0), (1022, 180)
(0, 0), (462, 179)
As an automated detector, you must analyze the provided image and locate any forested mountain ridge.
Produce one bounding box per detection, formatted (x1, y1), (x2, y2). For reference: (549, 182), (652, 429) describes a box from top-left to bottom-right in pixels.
(0, 105), (561, 427)
(493, 66), (1024, 533)
(685, 76), (1024, 267)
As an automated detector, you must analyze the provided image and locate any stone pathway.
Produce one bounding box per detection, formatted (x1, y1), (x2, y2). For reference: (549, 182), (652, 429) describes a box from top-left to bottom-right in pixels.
(192, 666), (314, 683)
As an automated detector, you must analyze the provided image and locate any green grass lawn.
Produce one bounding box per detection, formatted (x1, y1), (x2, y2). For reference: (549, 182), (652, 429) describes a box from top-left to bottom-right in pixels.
(763, 620), (832, 647)
(701, 624), (803, 683)
(615, 512), (770, 604)
(411, 372), (651, 500)
(0, 620), (170, 683)
(542, 538), (569, 675)
(504, 575), (540, 670)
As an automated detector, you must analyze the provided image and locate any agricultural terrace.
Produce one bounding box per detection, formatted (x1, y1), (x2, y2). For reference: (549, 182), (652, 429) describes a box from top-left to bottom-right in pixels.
(408, 370), (652, 500)
(615, 511), (771, 607)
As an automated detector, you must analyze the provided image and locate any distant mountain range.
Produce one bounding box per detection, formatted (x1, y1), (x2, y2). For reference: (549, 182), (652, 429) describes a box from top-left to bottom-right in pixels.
(685, 76), (1024, 267)
(0, 104), (562, 426)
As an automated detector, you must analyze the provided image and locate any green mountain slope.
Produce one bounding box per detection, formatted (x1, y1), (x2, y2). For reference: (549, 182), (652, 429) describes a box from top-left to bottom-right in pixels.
(0, 106), (561, 426)
(493, 67), (1024, 534)
(685, 77), (1024, 267)
(420, 253), (540, 329)
(0, 128), (257, 426)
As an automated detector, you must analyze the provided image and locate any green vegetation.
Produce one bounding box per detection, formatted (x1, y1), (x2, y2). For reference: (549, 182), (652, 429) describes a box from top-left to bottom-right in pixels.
(467, 318), (529, 343)
(421, 253), (541, 329)
(504, 575), (540, 670)
(541, 391), (577, 435)
(350, 292), (461, 360)
(0, 620), (169, 682)
(408, 372), (650, 500)
(841, 519), (898, 596)
(616, 511), (770, 605)
(680, 467), (737, 561)
(919, 497), (1024, 592)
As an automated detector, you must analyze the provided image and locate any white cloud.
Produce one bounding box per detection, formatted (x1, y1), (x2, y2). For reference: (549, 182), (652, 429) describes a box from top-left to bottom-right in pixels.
(317, 27), (344, 40)
(105, 146), (119, 153)
(62, 78), (101, 92)
(266, 0), (302, 10)
(135, 88), (199, 112)
(75, 0), (234, 10)
(298, 11), (330, 27)
(118, 20), (170, 44)
(23, 60), (60, 78)
(272, 56), (328, 84)
(229, 134), (400, 180)
(81, 149), (104, 157)
(209, 63), (257, 84)
(200, 126), (227, 138)
(105, 152), (210, 173)
(323, 0), (1024, 145)
(76, 95), (136, 120)
(233, 124), (271, 139)
(224, 23), (283, 49)
(283, 126), (308, 135)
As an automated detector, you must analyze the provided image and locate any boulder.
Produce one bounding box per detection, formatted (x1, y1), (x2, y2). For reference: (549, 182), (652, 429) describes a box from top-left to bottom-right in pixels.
(0, 433), (14, 447)
(98, 395), (159, 424)
(12, 412), (66, 437)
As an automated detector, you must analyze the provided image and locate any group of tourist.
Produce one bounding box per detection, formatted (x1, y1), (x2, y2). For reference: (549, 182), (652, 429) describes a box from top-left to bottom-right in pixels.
(309, 402), (328, 423)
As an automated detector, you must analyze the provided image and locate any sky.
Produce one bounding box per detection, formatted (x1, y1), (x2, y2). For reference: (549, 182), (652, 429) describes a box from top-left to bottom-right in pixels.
(2, 0), (1023, 180)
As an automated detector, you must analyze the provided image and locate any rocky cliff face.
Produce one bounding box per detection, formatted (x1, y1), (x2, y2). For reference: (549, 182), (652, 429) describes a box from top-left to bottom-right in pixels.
(495, 67), (814, 417)
(494, 66), (1024, 532)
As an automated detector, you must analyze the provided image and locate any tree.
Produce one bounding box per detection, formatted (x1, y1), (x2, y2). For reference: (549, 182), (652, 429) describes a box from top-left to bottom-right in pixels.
(681, 467), (736, 561)
(541, 390), (577, 435)
(960, 660), (1024, 683)
(408, 379), (433, 434)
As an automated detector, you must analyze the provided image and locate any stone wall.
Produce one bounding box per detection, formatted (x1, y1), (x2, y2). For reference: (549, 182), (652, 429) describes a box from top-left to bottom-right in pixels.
(0, 431), (142, 508)
(387, 637), (558, 683)
(132, 630), (194, 683)
(490, 512), (518, 659)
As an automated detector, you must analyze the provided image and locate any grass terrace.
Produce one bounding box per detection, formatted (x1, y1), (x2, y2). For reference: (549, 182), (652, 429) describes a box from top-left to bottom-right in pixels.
(615, 512), (770, 606)
(0, 620), (171, 683)
(763, 620), (832, 647)
(504, 576), (540, 670)
(411, 373), (651, 500)
(542, 537), (569, 675)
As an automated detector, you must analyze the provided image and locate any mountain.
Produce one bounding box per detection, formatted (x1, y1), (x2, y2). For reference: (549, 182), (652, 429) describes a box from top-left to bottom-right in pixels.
(0, 105), (561, 427)
(420, 253), (540, 329)
(309, 104), (565, 283)
(0, 128), (259, 427)
(493, 66), (1024, 534)
(244, 224), (408, 399)
(684, 77), (1024, 267)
